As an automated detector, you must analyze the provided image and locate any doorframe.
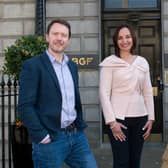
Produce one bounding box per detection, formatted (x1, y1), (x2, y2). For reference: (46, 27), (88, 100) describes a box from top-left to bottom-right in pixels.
(99, 0), (165, 144)
(160, 0), (166, 142)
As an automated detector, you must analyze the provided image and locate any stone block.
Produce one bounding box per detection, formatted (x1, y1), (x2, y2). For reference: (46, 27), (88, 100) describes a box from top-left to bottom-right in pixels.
(79, 70), (99, 87)
(81, 20), (98, 34)
(164, 103), (168, 120)
(3, 4), (22, 18)
(3, 3), (35, 18)
(0, 39), (3, 54)
(164, 123), (168, 142)
(163, 1), (168, 15)
(84, 2), (98, 16)
(80, 87), (99, 104)
(164, 37), (168, 52)
(85, 122), (100, 147)
(46, 3), (80, 17)
(69, 20), (98, 34)
(165, 71), (168, 85)
(66, 37), (81, 52)
(84, 37), (98, 52)
(0, 22), (23, 36)
(164, 87), (168, 102)
(83, 70), (99, 87)
(84, 105), (100, 121)
(69, 20), (81, 34)
(23, 20), (35, 35)
(0, 4), (3, 18)
(164, 21), (168, 34)
(22, 3), (35, 18)
(78, 71), (84, 87)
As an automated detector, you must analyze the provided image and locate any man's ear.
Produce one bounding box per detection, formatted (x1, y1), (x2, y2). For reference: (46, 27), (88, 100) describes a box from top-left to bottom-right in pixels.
(45, 34), (49, 43)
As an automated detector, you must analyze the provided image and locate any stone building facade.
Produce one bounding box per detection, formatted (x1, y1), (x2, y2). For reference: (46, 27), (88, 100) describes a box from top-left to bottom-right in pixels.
(0, 0), (168, 145)
(162, 0), (168, 142)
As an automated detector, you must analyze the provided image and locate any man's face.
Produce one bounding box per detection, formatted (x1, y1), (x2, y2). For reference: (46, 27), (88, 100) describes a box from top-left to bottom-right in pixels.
(46, 23), (70, 54)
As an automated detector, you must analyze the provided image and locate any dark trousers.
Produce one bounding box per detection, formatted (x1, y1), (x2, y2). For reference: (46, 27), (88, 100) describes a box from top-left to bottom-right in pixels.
(108, 116), (147, 168)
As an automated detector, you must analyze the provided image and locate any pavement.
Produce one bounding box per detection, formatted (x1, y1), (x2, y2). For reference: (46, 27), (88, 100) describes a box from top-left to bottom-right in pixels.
(63, 142), (165, 168)
(92, 142), (166, 168)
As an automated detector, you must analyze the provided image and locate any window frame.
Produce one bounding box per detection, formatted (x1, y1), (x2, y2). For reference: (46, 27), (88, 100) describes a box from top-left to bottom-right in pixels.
(102, 0), (161, 12)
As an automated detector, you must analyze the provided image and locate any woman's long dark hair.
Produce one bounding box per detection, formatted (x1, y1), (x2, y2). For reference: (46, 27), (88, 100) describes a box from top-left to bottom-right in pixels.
(113, 24), (136, 57)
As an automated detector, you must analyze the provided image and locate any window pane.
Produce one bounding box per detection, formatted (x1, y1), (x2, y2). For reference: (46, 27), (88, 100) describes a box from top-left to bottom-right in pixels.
(104, 0), (122, 8)
(128, 0), (157, 8)
(104, 0), (158, 9)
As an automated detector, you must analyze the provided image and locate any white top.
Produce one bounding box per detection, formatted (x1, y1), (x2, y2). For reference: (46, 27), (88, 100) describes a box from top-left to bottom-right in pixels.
(99, 55), (155, 124)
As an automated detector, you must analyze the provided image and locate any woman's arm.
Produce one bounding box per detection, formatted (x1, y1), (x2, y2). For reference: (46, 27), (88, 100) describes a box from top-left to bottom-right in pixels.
(99, 66), (116, 124)
(142, 69), (155, 121)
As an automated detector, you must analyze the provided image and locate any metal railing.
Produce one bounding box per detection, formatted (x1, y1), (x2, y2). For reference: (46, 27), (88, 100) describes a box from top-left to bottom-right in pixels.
(0, 75), (18, 168)
(35, 0), (46, 37)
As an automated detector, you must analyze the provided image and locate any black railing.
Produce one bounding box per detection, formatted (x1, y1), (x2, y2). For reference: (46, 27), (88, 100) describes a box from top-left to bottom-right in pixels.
(0, 75), (18, 168)
(35, 0), (46, 36)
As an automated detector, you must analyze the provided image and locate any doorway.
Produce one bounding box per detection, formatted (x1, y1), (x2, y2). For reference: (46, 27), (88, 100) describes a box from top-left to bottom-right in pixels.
(101, 11), (163, 142)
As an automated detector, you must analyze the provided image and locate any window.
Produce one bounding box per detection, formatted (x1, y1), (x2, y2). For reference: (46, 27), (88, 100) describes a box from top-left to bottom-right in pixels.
(104, 0), (159, 9)
(128, 0), (157, 8)
(105, 0), (123, 8)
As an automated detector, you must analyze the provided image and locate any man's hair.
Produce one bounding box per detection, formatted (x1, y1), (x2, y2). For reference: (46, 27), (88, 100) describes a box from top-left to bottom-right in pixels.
(46, 19), (71, 38)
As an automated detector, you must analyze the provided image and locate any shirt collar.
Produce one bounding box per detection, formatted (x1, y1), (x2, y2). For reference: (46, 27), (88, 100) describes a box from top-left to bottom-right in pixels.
(46, 50), (69, 65)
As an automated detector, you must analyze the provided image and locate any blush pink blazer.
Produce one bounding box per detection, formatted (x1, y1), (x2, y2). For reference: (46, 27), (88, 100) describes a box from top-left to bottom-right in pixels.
(99, 55), (155, 124)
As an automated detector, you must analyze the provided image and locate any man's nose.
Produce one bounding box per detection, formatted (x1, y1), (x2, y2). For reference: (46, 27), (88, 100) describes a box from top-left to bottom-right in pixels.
(56, 34), (62, 40)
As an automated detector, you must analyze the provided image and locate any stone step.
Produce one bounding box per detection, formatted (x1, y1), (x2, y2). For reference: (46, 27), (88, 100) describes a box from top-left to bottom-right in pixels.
(161, 144), (168, 168)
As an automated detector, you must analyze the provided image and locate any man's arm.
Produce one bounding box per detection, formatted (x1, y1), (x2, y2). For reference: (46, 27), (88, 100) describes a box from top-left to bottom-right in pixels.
(18, 60), (48, 143)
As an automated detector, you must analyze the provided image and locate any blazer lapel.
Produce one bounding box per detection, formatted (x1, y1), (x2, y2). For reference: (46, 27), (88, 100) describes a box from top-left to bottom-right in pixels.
(40, 53), (61, 92)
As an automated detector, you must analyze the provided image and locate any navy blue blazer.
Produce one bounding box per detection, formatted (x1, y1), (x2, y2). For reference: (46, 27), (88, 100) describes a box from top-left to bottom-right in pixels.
(18, 52), (87, 143)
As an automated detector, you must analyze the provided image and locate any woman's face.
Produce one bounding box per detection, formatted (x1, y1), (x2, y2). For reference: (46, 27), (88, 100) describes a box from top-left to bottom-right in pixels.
(117, 27), (133, 53)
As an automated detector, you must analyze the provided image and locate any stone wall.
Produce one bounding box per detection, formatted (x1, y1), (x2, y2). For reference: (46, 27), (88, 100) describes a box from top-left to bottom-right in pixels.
(162, 0), (168, 142)
(0, 0), (35, 69)
(0, 0), (101, 143)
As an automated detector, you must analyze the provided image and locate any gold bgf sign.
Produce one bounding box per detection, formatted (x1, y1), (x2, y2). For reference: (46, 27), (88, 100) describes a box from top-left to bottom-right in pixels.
(69, 54), (98, 69)
(72, 57), (93, 66)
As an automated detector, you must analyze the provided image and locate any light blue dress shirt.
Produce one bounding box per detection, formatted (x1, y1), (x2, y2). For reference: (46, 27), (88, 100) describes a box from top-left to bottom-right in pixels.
(46, 50), (77, 128)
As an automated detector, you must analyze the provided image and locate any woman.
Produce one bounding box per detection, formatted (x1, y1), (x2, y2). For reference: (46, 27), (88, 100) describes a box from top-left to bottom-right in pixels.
(99, 24), (155, 168)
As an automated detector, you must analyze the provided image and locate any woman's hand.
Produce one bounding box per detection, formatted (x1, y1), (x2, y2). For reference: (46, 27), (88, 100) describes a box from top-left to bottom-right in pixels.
(109, 121), (127, 142)
(143, 120), (154, 140)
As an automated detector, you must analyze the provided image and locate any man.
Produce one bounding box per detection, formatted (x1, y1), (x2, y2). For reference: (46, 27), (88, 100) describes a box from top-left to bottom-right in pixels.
(18, 19), (98, 168)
